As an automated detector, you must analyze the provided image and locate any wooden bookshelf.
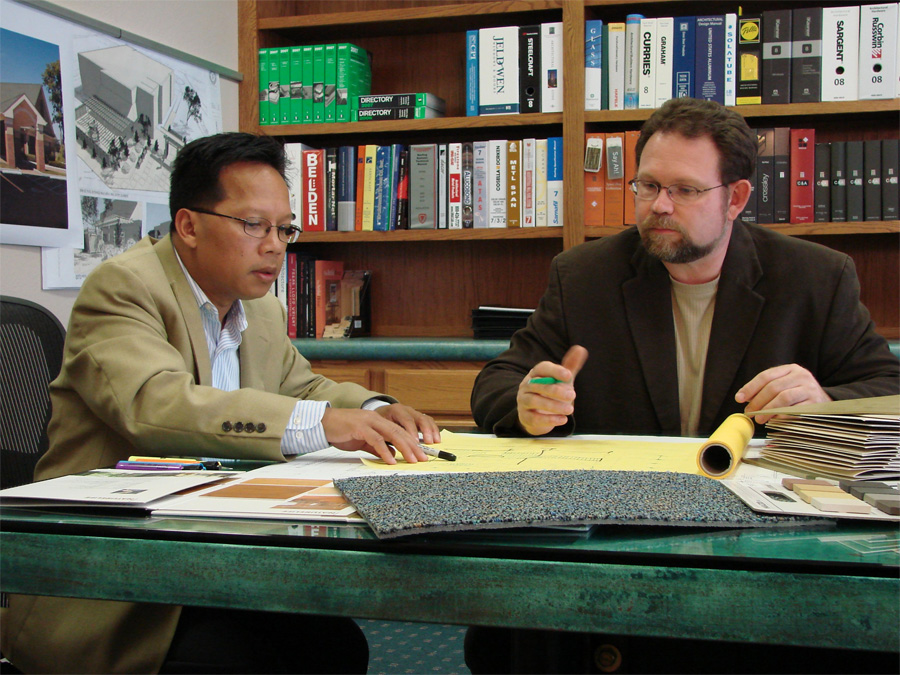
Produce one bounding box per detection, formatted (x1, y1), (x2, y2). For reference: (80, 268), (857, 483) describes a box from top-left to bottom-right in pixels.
(238, 0), (900, 340)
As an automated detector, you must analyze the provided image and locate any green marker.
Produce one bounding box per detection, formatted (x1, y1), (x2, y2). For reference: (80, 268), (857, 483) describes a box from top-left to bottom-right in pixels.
(530, 377), (562, 385)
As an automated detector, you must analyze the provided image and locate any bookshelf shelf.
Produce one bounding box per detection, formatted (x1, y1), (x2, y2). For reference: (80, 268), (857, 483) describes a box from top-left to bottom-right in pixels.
(261, 113), (564, 137)
(239, 0), (900, 343)
(294, 227), (564, 244)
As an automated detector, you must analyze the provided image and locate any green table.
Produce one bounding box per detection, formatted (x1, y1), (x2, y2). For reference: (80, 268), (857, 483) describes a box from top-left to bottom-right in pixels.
(1, 509), (897, 652)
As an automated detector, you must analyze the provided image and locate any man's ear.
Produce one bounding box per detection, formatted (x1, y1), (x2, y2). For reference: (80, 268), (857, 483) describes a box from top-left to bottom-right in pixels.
(726, 179), (752, 221)
(173, 208), (199, 249)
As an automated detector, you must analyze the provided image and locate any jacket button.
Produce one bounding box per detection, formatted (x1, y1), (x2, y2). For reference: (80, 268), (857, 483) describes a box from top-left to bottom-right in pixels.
(257, 423), (266, 433)
(234, 422), (244, 432)
(222, 421), (233, 432)
(245, 422), (256, 433)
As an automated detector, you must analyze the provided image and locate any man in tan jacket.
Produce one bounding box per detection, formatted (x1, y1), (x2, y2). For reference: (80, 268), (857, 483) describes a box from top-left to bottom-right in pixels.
(2, 132), (439, 673)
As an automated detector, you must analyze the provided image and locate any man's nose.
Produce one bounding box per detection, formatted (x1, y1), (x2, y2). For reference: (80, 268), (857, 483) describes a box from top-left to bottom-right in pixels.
(651, 188), (676, 213)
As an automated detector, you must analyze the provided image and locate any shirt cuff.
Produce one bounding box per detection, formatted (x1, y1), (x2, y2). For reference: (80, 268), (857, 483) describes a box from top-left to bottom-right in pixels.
(362, 397), (390, 411)
(281, 400), (330, 456)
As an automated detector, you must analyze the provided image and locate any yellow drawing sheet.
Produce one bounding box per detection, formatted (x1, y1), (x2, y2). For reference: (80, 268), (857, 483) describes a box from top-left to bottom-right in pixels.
(362, 430), (705, 474)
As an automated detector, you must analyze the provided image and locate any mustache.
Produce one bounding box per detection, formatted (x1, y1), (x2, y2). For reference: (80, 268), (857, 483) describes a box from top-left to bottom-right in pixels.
(639, 214), (684, 233)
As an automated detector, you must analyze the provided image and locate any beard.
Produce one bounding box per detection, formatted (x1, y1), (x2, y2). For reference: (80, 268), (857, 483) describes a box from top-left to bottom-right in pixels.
(638, 215), (729, 264)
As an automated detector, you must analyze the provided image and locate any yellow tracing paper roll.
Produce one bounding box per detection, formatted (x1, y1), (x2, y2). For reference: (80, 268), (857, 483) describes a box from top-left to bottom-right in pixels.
(696, 413), (755, 479)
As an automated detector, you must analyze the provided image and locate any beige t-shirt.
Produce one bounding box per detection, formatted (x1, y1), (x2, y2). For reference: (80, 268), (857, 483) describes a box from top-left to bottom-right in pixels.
(671, 276), (719, 436)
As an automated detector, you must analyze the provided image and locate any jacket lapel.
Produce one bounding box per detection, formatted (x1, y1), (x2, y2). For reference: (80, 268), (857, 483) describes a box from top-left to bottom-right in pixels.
(700, 222), (765, 430)
(623, 247), (681, 432)
(156, 236), (213, 386)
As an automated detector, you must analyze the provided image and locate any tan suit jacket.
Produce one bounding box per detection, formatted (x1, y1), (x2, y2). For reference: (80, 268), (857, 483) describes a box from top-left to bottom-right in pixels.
(2, 235), (391, 673)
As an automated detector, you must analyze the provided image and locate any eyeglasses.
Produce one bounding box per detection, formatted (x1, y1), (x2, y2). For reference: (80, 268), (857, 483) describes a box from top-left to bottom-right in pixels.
(628, 179), (728, 205)
(187, 207), (300, 244)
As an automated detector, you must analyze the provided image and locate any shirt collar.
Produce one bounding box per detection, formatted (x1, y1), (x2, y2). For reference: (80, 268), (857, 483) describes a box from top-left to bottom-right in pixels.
(173, 247), (248, 331)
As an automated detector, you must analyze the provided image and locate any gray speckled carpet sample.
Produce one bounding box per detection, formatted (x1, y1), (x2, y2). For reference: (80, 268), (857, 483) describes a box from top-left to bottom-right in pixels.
(334, 470), (821, 538)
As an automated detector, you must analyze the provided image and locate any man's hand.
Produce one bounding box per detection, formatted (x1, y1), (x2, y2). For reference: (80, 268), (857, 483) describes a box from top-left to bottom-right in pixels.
(736, 364), (832, 424)
(321, 406), (437, 465)
(517, 345), (589, 436)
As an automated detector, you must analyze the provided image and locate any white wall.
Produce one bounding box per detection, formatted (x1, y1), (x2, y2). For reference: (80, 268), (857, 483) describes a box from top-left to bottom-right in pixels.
(0, 0), (239, 327)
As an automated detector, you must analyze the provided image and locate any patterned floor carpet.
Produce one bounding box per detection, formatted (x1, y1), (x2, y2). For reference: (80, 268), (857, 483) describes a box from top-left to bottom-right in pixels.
(359, 620), (470, 675)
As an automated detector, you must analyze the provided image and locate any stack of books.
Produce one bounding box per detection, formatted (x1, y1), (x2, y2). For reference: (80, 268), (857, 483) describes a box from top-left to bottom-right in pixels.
(471, 305), (534, 340)
(758, 396), (900, 481)
(352, 92), (445, 121)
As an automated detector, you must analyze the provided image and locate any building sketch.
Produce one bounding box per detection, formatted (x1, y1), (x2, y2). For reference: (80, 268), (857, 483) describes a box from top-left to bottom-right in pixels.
(77, 197), (141, 274)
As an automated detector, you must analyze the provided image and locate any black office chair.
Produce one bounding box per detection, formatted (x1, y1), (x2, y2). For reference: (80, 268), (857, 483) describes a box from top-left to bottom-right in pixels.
(0, 296), (66, 488)
(0, 297), (65, 673)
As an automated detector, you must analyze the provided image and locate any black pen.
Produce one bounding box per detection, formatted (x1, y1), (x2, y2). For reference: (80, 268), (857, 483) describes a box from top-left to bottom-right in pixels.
(417, 444), (457, 462)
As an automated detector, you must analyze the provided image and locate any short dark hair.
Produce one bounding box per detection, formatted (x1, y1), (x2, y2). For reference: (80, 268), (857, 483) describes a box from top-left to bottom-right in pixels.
(169, 132), (287, 223)
(635, 98), (757, 184)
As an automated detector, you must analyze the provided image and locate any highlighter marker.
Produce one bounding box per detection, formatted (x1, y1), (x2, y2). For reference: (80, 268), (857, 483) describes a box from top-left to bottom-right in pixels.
(530, 377), (562, 385)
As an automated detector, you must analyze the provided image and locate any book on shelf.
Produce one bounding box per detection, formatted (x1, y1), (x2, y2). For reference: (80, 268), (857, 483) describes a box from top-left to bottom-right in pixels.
(624, 14), (643, 108)
(521, 138), (535, 227)
(520, 25), (542, 113)
(604, 132), (626, 228)
(286, 252), (298, 338)
(283, 142), (312, 228)
(695, 15), (726, 104)
(638, 17), (657, 109)
(761, 9), (792, 104)
(438, 144), (448, 228)
(858, 3), (898, 100)
(821, 5), (860, 102)
(355, 145), (366, 230)
(814, 142), (831, 223)
(479, 25), (519, 115)
(471, 305), (535, 340)
(488, 139), (507, 227)
(258, 47), (268, 125)
(388, 144), (402, 230)
(460, 142), (474, 229)
(789, 129), (815, 224)
(585, 19), (603, 111)
(301, 45), (314, 123)
(361, 144), (378, 231)
(830, 140), (848, 222)
(756, 128), (775, 225)
(864, 140), (883, 222)
(323, 43), (336, 123)
(325, 147), (338, 231)
(672, 16), (696, 100)
(535, 138), (549, 227)
(791, 7), (823, 103)
(278, 46), (291, 125)
(607, 21), (626, 110)
(336, 43), (372, 123)
(353, 106), (443, 121)
(353, 92), (445, 112)
(290, 46), (303, 124)
(541, 22), (564, 113)
(312, 43), (325, 123)
(772, 127), (790, 223)
(623, 130), (640, 226)
(267, 46), (280, 124)
(466, 30), (479, 116)
(846, 140), (865, 222)
(396, 147), (410, 230)
(547, 136), (564, 227)
(373, 145), (390, 231)
(337, 146), (356, 232)
(448, 142), (463, 229)
(409, 143), (438, 229)
(736, 13), (762, 105)
(724, 13), (737, 106)
(655, 16), (674, 108)
(883, 139), (899, 220)
(506, 140), (521, 228)
(472, 141), (488, 228)
(584, 133), (605, 228)
(302, 147), (326, 231)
